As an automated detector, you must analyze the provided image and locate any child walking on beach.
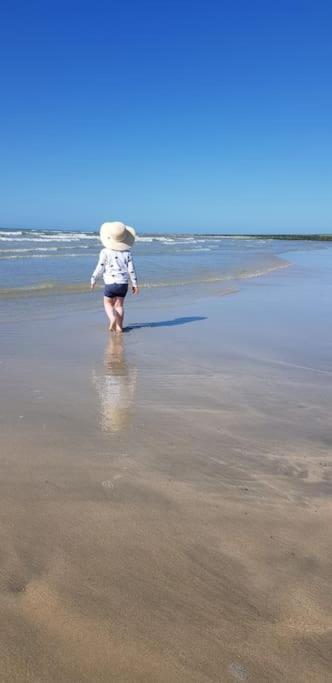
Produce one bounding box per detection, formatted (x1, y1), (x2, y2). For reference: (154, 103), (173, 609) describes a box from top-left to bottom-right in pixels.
(90, 221), (139, 332)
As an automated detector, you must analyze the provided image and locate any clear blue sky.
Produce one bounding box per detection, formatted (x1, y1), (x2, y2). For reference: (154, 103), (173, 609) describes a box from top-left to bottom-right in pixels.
(0, 1), (331, 233)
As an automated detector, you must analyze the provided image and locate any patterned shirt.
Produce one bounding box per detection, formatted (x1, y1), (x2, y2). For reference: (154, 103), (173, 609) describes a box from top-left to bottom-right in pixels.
(91, 249), (138, 287)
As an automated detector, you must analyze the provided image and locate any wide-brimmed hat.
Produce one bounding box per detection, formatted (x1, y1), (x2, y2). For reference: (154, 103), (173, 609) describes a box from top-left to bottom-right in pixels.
(100, 221), (136, 251)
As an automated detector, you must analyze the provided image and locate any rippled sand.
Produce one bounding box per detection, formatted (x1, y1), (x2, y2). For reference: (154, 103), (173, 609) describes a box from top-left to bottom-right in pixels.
(0, 255), (331, 681)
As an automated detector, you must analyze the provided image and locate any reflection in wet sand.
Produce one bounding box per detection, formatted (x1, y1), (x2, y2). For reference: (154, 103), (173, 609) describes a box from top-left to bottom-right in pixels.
(93, 335), (137, 432)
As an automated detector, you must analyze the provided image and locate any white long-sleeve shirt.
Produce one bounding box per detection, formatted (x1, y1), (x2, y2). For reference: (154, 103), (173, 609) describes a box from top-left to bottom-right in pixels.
(91, 248), (138, 287)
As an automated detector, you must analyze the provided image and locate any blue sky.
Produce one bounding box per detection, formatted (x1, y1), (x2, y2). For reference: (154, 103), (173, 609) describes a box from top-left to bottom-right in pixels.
(0, 0), (331, 233)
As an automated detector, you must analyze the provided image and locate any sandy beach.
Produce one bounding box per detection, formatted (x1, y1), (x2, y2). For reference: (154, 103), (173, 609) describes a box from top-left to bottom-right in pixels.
(0, 247), (332, 682)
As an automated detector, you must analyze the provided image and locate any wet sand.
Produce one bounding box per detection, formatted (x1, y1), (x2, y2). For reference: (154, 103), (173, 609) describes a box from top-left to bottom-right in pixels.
(0, 252), (332, 681)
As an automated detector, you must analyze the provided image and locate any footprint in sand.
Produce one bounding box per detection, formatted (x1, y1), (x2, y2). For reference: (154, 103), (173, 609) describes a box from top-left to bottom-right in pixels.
(101, 474), (123, 490)
(101, 480), (114, 489)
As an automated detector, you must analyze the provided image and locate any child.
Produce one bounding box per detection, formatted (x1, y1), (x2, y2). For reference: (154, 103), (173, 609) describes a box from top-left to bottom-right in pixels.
(91, 221), (139, 332)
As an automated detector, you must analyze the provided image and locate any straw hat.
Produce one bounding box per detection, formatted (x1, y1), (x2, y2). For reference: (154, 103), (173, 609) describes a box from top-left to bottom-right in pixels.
(100, 221), (136, 251)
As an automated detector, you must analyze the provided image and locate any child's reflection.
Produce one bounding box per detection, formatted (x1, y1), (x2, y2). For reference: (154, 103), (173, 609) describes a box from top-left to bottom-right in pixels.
(93, 335), (137, 432)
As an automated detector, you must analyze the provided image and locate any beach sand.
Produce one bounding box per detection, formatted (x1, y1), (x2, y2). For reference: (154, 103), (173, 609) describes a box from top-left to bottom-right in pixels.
(0, 253), (331, 682)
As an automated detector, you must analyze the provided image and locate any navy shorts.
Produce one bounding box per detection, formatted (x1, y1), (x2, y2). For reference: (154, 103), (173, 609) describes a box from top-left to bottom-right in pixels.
(104, 283), (128, 299)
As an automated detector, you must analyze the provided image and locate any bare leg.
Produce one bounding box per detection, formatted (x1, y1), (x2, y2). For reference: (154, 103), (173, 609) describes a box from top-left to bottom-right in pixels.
(114, 297), (125, 332)
(103, 296), (117, 331)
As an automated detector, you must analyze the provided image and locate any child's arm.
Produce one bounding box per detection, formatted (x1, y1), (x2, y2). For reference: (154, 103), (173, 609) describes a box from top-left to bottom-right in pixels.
(126, 252), (139, 293)
(90, 249), (106, 289)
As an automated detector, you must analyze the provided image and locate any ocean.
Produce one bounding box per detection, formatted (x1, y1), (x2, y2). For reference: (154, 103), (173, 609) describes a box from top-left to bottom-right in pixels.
(1, 228), (331, 300)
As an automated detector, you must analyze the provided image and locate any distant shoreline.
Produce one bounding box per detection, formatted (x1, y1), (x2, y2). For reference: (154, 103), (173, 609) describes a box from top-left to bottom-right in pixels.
(210, 234), (332, 241)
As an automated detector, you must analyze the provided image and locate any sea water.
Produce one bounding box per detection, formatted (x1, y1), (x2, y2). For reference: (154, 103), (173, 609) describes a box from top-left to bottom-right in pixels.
(1, 228), (332, 327)
(1, 228), (330, 296)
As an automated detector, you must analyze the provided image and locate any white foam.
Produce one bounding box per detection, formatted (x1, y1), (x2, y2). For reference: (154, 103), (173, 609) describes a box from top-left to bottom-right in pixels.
(137, 236), (177, 243)
(0, 247), (59, 253)
(0, 236), (92, 243)
(0, 230), (23, 236)
(1, 254), (51, 259)
(0, 231), (99, 243)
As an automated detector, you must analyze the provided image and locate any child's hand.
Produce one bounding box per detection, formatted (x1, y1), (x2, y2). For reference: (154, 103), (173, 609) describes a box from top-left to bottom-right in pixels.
(90, 281), (95, 290)
(132, 286), (139, 295)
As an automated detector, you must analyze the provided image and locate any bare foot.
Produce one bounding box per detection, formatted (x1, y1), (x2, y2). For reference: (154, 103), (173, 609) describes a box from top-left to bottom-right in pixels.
(109, 319), (116, 332)
(115, 325), (123, 334)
